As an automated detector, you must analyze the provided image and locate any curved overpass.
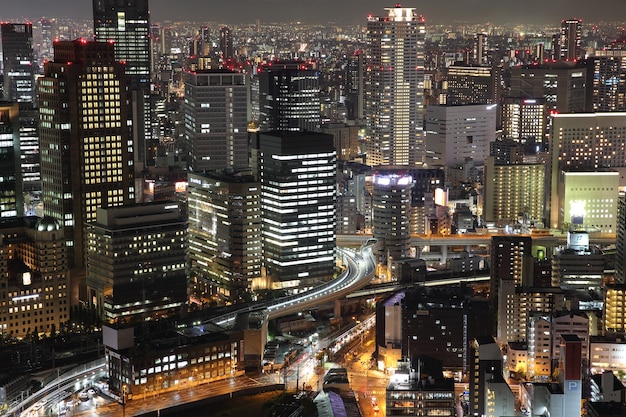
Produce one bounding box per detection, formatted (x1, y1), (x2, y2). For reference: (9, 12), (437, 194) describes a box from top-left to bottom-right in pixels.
(210, 240), (379, 328)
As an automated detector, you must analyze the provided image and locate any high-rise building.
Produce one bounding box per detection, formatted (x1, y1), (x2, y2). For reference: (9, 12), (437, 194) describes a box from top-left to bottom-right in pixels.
(0, 216), (69, 338)
(509, 63), (587, 113)
(558, 19), (582, 61)
(38, 19), (55, 65)
(1, 23), (35, 104)
(252, 131), (336, 289)
(549, 113), (626, 229)
(39, 39), (135, 301)
(344, 51), (365, 121)
(257, 60), (320, 132)
(501, 97), (548, 145)
(0, 102), (23, 219)
(18, 107), (40, 193)
(490, 235), (533, 302)
(86, 202), (187, 324)
(483, 156), (545, 225)
(372, 168), (412, 265)
(605, 284), (626, 333)
(473, 33), (488, 65)
(424, 104), (496, 167)
(365, 5), (425, 167)
(219, 26), (234, 61)
(93, 0), (153, 167)
(586, 52), (626, 112)
(187, 171), (261, 301)
(444, 65), (500, 106)
(183, 69), (249, 172)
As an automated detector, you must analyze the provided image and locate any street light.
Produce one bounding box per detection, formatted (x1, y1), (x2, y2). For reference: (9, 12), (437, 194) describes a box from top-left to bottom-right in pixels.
(121, 384), (127, 417)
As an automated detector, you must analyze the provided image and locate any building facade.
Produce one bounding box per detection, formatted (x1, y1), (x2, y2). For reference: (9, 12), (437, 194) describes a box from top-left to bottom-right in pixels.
(252, 131), (336, 289)
(187, 171), (261, 301)
(39, 39), (135, 301)
(183, 70), (249, 172)
(86, 202), (187, 324)
(365, 5), (425, 167)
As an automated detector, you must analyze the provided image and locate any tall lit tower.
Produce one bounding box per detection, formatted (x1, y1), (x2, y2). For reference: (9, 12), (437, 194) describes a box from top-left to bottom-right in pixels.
(252, 131), (336, 289)
(1, 23), (35, 104)
(365, 5), (425, 167)
(39, 39), (135, 300)
(93, 0), (153, 167)
(559, 19), (582, 61)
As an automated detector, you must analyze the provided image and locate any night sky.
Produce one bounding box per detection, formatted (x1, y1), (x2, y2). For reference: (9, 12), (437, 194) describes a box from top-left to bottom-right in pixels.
(0, 0), (624, 25)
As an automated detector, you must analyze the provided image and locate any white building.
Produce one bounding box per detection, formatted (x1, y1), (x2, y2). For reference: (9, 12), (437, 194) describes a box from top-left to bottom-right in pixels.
(425, 104), (496, 167)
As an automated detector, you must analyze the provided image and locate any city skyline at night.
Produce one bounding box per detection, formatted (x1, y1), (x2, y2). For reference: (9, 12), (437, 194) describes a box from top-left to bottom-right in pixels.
(0, 0), (624, 25)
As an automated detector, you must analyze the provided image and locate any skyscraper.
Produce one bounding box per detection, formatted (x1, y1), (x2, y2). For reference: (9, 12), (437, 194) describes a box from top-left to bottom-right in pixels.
(0, 102), (23, 219)
(252, 131), (336, 289)
(365, 5), (425, 167)
(257, 60), (321, 132)
(558, 19), (582, 61)
(187, 171), (261, 301)
(1, 23), (35, 104)
(39, 39), (135, 300)
(93, 0), (153, 167)
(183, 69), (249, 172)
(219, 26), (234, 61)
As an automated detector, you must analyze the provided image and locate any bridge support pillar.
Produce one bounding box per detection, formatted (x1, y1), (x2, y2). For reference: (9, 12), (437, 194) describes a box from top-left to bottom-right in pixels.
(440, 245), (448, 265)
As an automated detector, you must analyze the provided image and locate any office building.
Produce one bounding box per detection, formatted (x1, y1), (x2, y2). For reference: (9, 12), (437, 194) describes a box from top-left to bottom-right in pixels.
(0, 102), (23, 219)
(187, 171), (261, 301)
(552, 231), (605, 289)
(93, 0), (153, 167)
(509, 63), (587, 113)
(483, 157), (545, 225)
(489, 139), (524, 165)
(0, 216), (69, 338)
(39, 39), (135, 301)
(364, 5), (425, 167)
(587, 52), (626, 112)
(252, 131), (336, 289)
(183, 69), (249, 173)
(501, 97), (547, 145)
(558, 19), (583, 61)
(589, 335), (626, 374)
(554, 171), (619, 234)
(444, 65), (500, 106)
(86, 203), (187, 324)
(490, 235), (533, 297)
(18, 107), (40, 192)
(0, 23), (35, 104)
(549, 113), (626, 229)
(473, 33), (488, 65)
(424, 104), (495, 167)
(257, 60), (320, 132)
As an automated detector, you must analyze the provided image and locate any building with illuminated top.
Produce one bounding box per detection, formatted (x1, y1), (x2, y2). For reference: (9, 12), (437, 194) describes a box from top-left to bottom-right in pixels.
(251, 131), (336, 289)
(444, 65), (500, 106)
(372, 168), (412, 267)
(39, 39), (135, 302)
(364, 5), (425, 167)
